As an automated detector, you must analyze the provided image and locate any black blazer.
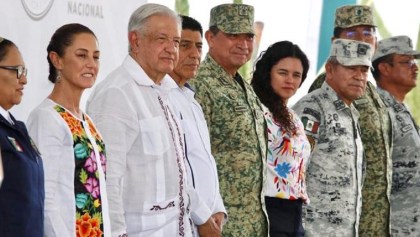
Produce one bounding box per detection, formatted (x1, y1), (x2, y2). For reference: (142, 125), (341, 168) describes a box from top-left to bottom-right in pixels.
(0, 113), (44, 237)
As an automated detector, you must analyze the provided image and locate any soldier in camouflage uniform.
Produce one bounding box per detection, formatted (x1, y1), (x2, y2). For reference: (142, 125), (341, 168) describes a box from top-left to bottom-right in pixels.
(371, 35), (420, 236)
(307, 5), (392, 237)
(308, 5), (378, 92)
(292, 39), (373, 237)
(189, 4), (268, 237)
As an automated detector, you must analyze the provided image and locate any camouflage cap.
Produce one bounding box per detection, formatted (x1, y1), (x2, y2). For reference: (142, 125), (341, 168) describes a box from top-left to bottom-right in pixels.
(335, 5), (376, 28)
(372, 35), (420, 62)
(209, 4), (254, 34)
(330, 39), (373, 67)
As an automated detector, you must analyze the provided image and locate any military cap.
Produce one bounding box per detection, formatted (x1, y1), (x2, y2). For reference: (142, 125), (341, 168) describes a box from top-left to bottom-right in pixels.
(329, 39), (373, 67)
(335, 5), (376, 28)
(372, 35), (420, 62)
(209, 4), (254, 34)
(0, 37), (4, 44)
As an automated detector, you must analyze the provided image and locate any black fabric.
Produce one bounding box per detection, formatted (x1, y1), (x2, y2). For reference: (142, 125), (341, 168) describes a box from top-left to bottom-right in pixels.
(0, 114), (44, 237)
(265, 196), (304, 237)
(234, 73), (246, 91)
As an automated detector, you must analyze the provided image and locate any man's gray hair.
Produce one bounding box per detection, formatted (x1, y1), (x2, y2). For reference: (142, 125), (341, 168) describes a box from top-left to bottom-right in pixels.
(128, 3), (181, 34)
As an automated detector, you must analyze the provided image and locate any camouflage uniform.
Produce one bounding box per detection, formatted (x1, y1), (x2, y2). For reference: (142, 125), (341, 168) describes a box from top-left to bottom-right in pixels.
(190, 54), (268, 237)
(372, 36), (420, 236)
(308, 5), (376, 94)
(355, 82), (392, 237)
(190, 4), (268, 236)
(293, 39), (375, 237)
(293, 82), (364, 237)
(308, 6), (392, 236)
(310, 74), (392, 237)
(377, 88), (420, 236)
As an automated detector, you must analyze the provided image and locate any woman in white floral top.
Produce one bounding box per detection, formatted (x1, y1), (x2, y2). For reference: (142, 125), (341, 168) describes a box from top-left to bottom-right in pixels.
(27, 23), (111, 237)
(251, 41), (311, 237)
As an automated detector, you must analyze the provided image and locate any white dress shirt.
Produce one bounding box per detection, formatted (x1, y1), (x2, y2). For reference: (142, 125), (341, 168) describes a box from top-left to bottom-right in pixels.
(0, 106), (14, 125)
(168, 81), (227, 231)
(86, 55), (198, 237)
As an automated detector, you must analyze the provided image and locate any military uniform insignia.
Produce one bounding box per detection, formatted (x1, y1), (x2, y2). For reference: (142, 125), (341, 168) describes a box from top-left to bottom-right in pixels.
(353, 98), (368, 105)
(302, 116), (320, 134)
(307, 135), (316, 151)
(7, 136), (23, 152)
(354, 7), (364, 16)
(393, 103), (404, 112)
(238, 5), (249, 16)
(401, 124), (413, 133)
(333, 100), (346, 110)
(234, 103), (247, 113)
(303, 108), (321, 121)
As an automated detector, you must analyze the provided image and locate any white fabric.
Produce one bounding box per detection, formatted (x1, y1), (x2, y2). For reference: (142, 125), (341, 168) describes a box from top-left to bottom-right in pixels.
(168, 81), (227, 228)
(27, 99), (111, 237)
(86, 55), (194, 237)
(0, 106), (14, 125)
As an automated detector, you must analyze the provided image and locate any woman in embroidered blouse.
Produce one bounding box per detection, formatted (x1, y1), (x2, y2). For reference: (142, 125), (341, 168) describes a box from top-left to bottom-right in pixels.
(251, 41), (311, 237)
(27, 23), (111, 237)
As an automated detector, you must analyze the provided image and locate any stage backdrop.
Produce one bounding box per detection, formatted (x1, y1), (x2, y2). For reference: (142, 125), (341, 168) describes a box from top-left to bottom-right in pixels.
(0, 0), (146, 121)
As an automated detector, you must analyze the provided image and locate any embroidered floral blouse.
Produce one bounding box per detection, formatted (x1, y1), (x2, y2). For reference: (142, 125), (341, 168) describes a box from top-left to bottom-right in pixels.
(28, 99), (111, 237)
(55, 104), (108, 236)
(263, 106), (311, 203)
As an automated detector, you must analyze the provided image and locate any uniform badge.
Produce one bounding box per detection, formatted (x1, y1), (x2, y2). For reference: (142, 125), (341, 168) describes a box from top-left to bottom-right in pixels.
(234, 105), (247, 113)
(353, 98), (368, 105)
(303, 108), (321, 121)
(301, 117), (320, 134)
(333, 100), (346, 110)
(238, 5), (249, 16)
(7, 136), (23, 152)
(401, 124), (413, 133)
(393, 103), (404, 113)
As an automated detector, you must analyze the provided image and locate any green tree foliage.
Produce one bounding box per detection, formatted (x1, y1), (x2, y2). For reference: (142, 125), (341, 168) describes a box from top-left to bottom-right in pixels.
(175, 0), (189, 15)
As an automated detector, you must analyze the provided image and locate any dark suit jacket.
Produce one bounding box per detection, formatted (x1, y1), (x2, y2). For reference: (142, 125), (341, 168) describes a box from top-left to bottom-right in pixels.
(0, 113), (44, 237)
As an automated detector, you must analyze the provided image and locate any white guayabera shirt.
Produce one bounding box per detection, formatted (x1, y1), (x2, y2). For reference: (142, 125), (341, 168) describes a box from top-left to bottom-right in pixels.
(168, 79), (227, 236)
(87, 55), (195, 237)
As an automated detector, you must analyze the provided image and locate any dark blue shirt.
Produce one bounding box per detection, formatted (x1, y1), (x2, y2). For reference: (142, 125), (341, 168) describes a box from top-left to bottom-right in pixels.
(0, 114), (44, 237)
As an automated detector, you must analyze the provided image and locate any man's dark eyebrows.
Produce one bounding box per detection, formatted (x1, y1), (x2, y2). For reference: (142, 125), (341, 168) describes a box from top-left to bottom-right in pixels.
(180, 39), (193, 44)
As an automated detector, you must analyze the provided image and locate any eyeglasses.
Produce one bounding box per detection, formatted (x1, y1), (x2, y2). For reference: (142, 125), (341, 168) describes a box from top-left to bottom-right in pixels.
(344, 29), (375, 39)
(387, 59), (418, 68)
(0, 65), (28, 79)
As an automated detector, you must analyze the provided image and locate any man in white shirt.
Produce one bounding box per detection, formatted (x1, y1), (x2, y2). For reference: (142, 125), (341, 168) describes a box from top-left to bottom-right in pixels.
(168, 15), (226, 237)
(87, 4), (211, 237)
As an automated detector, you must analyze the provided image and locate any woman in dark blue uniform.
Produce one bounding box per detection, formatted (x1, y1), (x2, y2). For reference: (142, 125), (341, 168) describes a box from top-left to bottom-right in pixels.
(0, 37), (44, 237)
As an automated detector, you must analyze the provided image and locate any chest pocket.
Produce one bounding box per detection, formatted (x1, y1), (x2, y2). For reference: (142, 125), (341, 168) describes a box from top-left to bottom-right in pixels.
(139, 116), (170, 156)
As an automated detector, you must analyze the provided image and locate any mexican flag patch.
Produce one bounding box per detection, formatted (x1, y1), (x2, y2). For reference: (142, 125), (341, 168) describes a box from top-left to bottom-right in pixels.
(301, 117), (320, 134)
